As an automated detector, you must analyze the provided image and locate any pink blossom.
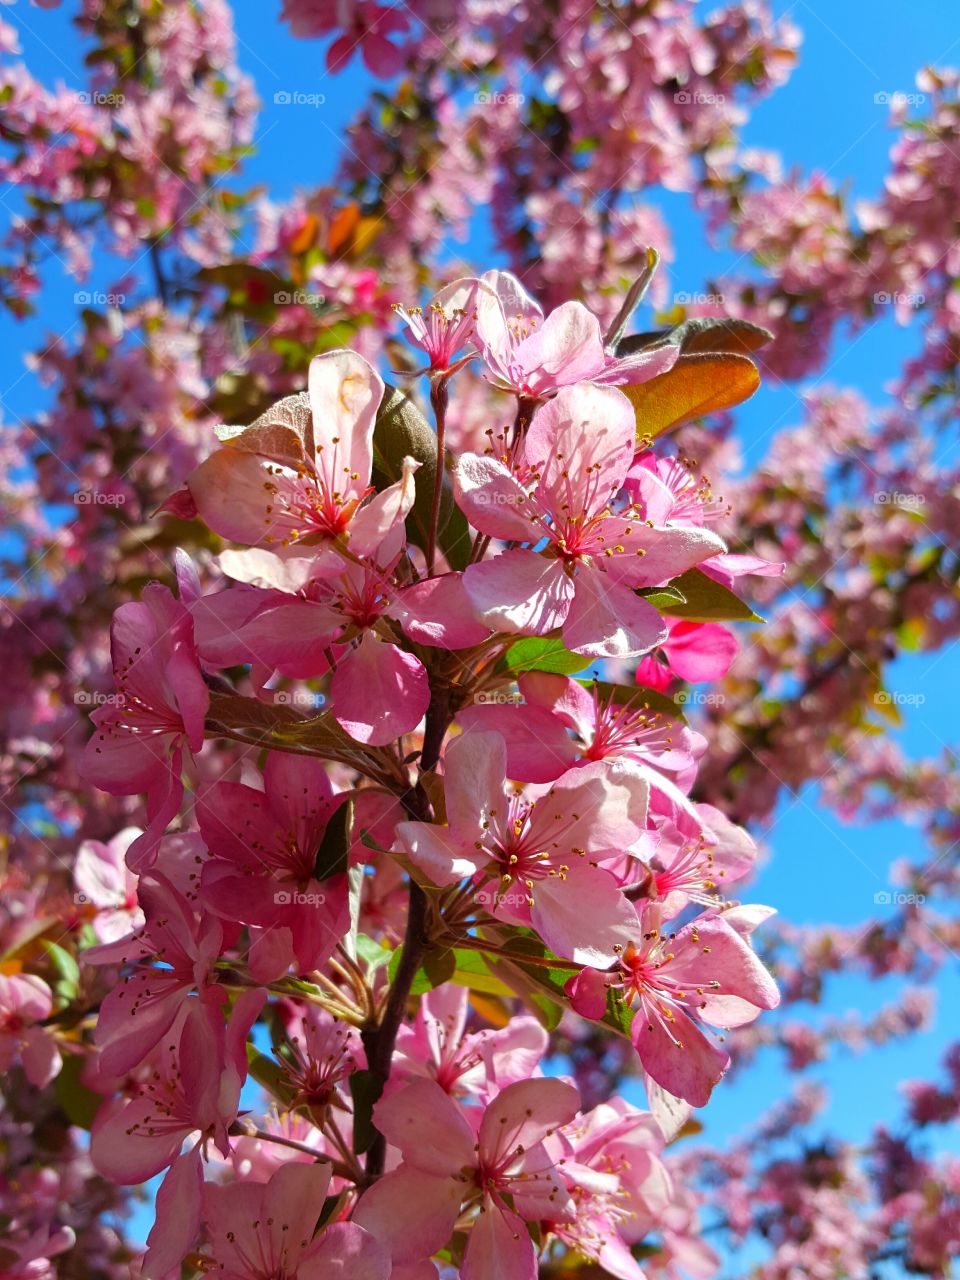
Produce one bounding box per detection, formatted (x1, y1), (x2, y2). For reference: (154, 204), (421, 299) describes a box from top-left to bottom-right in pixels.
(459, 670), (704, 787)
(74, 826), (143, 942)
(198, 751), (350, 979)
(456, 383), (726, 657)
(80, 583), (209, 871)
(202, 1161), (390, 1279)
(566, 905), (779, 1105)
(396, 730), (648, 965)
(354, 1077), (580, 1278)
(0, 973), (61, 1087)
(474, 270), (677, 399)
(184, 350), (416, 569)
(393, 277), (486, 373)
(635, 619), (739, 689)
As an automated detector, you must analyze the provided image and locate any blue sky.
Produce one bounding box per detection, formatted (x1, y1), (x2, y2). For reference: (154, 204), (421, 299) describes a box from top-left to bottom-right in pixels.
(2, 0), (958, 1254)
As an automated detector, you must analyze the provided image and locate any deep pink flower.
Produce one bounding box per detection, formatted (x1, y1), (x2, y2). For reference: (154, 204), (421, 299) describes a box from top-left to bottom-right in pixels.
(202, 1161), (390, 1279)
(635, 618), (739, 689)
(394, 277), (487, 373)
(91, 989), (264, 1277)
(459, 671), (704, 788)
(83, 872), (227, 1077)
(81, 583), (208, 871)
(198, 750), (351, 979)
(393, 984), (547, 1098)
(354, 1077), (580, 1279)
(566, 905), (779, 1106)
(396, 730), (648, 965)
(455, 383), (725, 657)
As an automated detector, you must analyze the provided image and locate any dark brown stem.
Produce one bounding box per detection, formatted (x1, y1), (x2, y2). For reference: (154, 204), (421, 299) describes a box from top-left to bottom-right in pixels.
(361, 678), (452, 1176)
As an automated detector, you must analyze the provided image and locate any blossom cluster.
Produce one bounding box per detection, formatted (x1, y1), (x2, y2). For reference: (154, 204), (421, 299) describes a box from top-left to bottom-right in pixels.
(59, 270), (783, 1275)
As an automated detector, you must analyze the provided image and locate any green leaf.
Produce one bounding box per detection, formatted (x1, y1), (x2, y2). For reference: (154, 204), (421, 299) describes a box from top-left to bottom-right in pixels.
(657, 569), (763, 623)
(387, 943), (457, 995)
(313, 798), (353, 882)
(499, 635), (594, 676)
(638, 584), (686, 610)
(447, 949), (515, 997)
(54, 1053), (103, 1130)
(356, 933), (392, 974)
(372, 385), (472, 570)
(245, 1042), (296, 1104)
(42, 940), (80, 1003)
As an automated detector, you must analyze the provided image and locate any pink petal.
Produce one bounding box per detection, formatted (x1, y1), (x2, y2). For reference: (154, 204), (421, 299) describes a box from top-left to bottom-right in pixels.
(391, 574), (491, 649)
(354, 1167), (462, 1265)
(461, 1201), (536, 1280)
(302, 1222), (391, 1280)
(526, 383), (634, 515)
(308, 349), (383, 496)
(453, 454), (537, 541)
(563, 570), (666, 659)
(395, 820), (489, 886)
(527, 862), (638, 966)
(478, 1077), (580, 1165)
(373, 1078), (476, 1174)
(663, 621), (738, 682)
(631, 1001), (728, 1108)
(463, 551), (574, 634)
(456, 702), (578, 783)
(331, 636), (429, 745)
(142, 1147), (202, 1279)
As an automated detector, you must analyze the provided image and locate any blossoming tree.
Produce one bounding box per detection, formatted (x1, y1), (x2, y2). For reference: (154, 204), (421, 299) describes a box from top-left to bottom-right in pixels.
(1, 1), (958, 1277)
